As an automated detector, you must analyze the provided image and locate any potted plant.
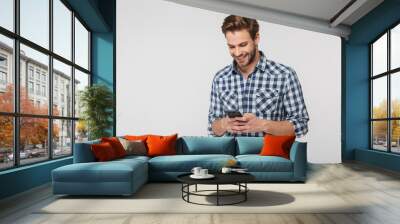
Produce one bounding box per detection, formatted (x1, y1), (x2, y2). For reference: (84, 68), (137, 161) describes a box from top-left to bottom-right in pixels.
(79, 84), (114, 140)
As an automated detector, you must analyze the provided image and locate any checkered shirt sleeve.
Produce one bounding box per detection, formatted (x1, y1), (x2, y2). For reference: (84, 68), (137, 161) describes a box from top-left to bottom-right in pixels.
(208, 77), (224, 136)
(283, 69), (309, 137)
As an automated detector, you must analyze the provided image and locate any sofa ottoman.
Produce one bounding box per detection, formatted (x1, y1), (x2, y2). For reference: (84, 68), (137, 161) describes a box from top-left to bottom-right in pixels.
(52, 154), (149, 196)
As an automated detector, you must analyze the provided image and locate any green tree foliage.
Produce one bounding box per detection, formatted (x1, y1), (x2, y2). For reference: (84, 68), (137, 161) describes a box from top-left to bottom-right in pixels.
(79, 84), (114, 140)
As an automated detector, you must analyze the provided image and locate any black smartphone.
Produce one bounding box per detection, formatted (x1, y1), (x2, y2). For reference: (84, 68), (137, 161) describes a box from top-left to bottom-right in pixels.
(226, 110), (243, 118)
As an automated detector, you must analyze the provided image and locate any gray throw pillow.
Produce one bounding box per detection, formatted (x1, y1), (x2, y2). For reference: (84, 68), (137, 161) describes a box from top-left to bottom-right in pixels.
(118, 137), (147, 156)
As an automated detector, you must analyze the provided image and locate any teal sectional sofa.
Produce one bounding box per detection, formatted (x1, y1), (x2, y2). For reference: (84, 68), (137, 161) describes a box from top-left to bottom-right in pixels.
(52, 136), (307, 196)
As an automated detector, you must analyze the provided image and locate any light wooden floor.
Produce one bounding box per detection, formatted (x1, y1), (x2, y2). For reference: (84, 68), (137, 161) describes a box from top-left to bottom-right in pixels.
(1, 162), (400, 224)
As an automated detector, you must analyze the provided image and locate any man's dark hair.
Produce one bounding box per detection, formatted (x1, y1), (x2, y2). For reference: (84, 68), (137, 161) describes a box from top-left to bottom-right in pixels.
(221, 15), (259, 40)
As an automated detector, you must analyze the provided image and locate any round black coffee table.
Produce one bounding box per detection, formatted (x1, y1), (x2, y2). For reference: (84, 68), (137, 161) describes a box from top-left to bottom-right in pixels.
(177, 173), (255, 206)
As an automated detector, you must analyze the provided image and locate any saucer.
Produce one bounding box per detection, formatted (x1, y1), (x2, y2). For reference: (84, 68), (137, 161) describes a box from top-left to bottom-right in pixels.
(232, 170), (249, 174)
(190, 174), (215, 179)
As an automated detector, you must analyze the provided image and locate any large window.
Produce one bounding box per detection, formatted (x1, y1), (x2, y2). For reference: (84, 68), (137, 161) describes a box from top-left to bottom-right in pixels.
(0, 0), (91, 170)
(370, 23), (400, 154)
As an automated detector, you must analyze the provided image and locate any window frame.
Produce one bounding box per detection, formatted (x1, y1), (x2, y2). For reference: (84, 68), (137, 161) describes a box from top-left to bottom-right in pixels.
(0, 0), (92, 171)
(370, 20), (400, 154)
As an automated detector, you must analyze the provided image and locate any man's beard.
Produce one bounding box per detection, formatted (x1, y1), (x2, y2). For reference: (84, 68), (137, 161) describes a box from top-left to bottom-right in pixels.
(246, 47), (257, 66)
(236, 46), (257, 68)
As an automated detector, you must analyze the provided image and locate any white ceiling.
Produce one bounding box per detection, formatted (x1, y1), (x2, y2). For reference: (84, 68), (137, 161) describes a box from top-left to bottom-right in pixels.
(165, 0), (384, 38)
(225, 0), (353, 23)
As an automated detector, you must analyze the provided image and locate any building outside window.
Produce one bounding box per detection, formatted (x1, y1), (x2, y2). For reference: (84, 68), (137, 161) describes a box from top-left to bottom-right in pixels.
(28, 66), (34, 80)
(0, 71), (6, 84)
(36, 83), (40, 95)
(0, 54), (6, 67)
(41, 73), (46, 83)
(54, 88), (58, 103)
(0, 54), (7, 91)
(28, 81), (34, 94)
(42, 85), (46, 97)
(35, 70), (40, 81)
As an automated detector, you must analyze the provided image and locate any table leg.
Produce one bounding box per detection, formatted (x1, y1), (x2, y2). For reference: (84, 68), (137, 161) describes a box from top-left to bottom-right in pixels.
(187, 184), (190, 202)
(245, 183), (247, 201)
(217, 184), (219, 206)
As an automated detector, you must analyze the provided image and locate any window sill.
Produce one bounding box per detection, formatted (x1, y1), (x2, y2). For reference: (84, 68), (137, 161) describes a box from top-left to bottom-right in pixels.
(0, 156), (72, 176)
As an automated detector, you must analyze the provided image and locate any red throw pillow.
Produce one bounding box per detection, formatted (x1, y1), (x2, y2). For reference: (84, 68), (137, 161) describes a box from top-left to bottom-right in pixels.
(146, 134), (178, 157)
(101, 137), (127, 158)
(260, 135), (296, 159)
(91, 142), (117, 161)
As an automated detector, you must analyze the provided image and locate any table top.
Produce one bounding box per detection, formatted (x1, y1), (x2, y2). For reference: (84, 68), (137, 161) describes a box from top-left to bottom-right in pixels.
(177, 172), (255, 185)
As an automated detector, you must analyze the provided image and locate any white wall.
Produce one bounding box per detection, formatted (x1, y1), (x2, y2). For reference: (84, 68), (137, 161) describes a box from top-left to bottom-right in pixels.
(117, 0), (341, 163)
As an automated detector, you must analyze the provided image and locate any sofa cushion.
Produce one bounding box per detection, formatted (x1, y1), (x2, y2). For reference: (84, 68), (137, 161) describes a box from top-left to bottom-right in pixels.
(260, 135), (295, 159)
(236, 137), (263, 155)
(91, 142), (118, 161)
(115, 155), (150, 163)
(101, 137), (127, 158)
(53, 158), (147, 183)
(177, 136), (236, 155)
(236, 155), (293, 172)
(125, 135), (149, 141)
(147, 134), (178, 157)
(148, 154), (235, 172)
(118, 138), (147, 156)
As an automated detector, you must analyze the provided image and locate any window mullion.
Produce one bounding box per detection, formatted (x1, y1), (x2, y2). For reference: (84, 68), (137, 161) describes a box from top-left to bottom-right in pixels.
(388, 30), (391, 152)
(71, 10), (76, 155)
(370, 45), (373, 149)
(48, 0), (54, 160)
(13, 0), (20, 167)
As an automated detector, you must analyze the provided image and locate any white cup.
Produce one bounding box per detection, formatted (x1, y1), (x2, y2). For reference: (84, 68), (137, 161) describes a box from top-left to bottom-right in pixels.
(191, 167), (202, 176)
(221, 167), (232, 174)
(200, 169), (208, 176)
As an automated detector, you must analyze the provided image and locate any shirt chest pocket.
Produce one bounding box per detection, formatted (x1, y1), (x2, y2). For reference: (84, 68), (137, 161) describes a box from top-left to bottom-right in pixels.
(220, 90), (238, 111)
(255, 88), (280, 114)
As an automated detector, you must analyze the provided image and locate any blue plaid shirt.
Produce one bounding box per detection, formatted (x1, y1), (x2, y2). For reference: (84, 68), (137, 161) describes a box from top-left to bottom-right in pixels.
(208, 51), (309, 137)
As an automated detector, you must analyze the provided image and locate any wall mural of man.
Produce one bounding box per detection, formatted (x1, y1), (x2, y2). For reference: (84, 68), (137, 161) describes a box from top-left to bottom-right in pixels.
(208, 15), (309, 137)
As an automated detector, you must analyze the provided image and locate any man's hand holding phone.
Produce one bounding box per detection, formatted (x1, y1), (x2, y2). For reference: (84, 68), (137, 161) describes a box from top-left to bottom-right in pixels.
(224, 111), (267, 134)
(223, 111), (246, 134)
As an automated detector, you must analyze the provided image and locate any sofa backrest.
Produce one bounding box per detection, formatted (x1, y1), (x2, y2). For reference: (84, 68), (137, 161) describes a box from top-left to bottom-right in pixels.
(73, 139), (100, 163)
(235, 137), (264, 155)
(177, 136), (236, 155)
(74, 136), (298, 161)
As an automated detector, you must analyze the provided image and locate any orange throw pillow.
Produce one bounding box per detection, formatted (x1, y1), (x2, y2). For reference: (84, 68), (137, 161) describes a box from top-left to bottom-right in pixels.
(101, 137), (127, 158)
(260, 135), (296, 159)
(124, 135), (149, 141)
(91, 142), (117, 161)
(146, 134), (178, 157)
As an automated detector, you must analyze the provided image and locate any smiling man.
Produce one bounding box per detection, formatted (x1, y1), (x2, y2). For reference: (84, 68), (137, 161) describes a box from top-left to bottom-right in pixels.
(208, 15), (309, 137)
